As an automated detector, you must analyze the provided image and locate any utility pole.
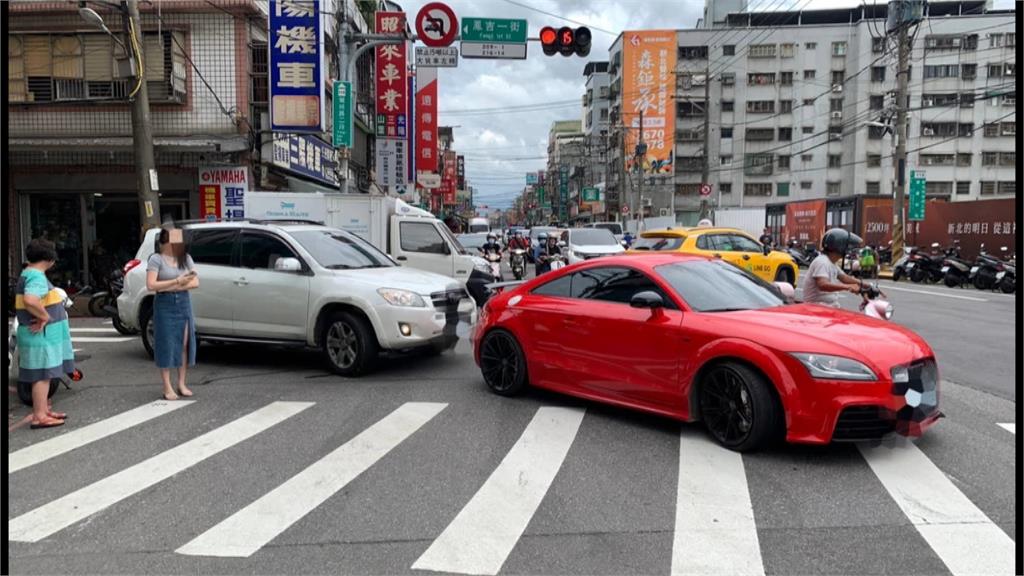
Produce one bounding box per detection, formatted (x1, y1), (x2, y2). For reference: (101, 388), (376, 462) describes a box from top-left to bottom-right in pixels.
(635, 108), (645, 228)
(699, 63), (711, 222)
(122, 0), (160, 236)
(891, 19), (911, 260)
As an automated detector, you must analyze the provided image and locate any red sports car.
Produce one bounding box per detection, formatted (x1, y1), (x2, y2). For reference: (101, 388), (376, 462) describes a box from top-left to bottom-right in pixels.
(472, 254), (941, 451)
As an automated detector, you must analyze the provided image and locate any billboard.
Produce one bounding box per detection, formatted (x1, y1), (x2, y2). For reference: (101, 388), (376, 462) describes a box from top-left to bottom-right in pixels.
(269, 0), (325, 133)
(415, 67), (438, 173)
(375, 12), (408, 138)
(199, 167), (249, 221)
(784, 199), (826, 245)
(860, 198), (1016, 259)
(622, 31), (676, 174)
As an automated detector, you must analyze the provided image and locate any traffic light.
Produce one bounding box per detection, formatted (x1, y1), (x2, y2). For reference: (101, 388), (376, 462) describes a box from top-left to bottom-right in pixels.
(540, 26), (591, 57)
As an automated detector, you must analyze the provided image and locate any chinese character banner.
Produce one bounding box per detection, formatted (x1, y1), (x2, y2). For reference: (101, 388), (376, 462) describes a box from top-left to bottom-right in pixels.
(376, 11), (408, 138)
(415, 66), (438, 173)
(622, 30), (676, 174)
(269, 0), (325, 132)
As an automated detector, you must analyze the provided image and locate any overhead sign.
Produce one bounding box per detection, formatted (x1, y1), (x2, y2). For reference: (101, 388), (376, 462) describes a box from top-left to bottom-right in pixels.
(271, 135), (338, 186)
(909, 170), (926, 221)
(582, 187), (599, 202)
(375, 11), (408, 139)
(457, 155), (465, 190)
(415, 46), (458, 67)
(269, 0), (325, 133)
(416, 2), (458, 48)
(461, 17), (528, 44)
(526, 172), (538, 185)
(415, 66), (438, 173)
(199, 166), (249, 221)
(461, 42), (526, 60)
(332, 81), (352, 148)
(417, 172), (441, 188)
(623, 30), (676, 175)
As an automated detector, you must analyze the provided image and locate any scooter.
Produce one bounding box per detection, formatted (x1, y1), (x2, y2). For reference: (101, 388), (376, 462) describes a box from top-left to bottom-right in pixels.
(995, 253), (1015, 293)
(891, 246), (915, 282)
(482, 250), (502, 281)
(909, 242), (945, 283)
(969, 244), (1008, 291)
(8, 287), (84, 406)
(88, 268), (137, 335)
(941, 241), (972, 288)
(509, 249), (526, 281)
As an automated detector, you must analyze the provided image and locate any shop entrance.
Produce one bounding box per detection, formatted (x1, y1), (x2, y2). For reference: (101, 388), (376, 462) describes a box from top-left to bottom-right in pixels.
(92, 195), (188, 278)
(26, 194), (84, 288)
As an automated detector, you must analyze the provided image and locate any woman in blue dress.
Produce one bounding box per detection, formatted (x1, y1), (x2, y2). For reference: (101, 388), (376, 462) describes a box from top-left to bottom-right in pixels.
(146, 227), (200, 400)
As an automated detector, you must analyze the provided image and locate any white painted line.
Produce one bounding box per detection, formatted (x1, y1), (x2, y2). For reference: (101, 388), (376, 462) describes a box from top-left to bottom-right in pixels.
(8, 401), (313, 543)
(69, 328), (120, 333)
(8, 400), (194, 474)
(69, 337), (135, 343)
(880, 285), (988, 302)
(412, 406), (585, 575)
(859, 442), (1014, 576)
(177, 402), (447, 558)
(672, 433), (765, 576)
(997, 423), (1014, 434)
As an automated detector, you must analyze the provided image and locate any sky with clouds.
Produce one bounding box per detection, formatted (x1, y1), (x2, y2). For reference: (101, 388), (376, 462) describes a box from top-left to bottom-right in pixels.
(402, 0), (1013, 210)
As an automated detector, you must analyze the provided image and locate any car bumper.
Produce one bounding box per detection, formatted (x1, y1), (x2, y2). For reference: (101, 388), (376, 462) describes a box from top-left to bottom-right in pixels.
(116, 292), (139, 330)
(374, 298), (477, 350)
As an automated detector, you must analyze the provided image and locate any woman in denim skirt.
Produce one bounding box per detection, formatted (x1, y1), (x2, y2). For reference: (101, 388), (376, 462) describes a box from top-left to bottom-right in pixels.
(146, 227), (199, 400)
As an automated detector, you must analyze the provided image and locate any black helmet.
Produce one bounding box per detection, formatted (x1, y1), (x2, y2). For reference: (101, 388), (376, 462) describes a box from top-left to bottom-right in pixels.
(821, 228), (862, 254)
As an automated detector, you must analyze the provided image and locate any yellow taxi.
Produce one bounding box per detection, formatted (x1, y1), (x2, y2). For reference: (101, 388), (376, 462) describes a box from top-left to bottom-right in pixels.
(628, 226), (799, 285)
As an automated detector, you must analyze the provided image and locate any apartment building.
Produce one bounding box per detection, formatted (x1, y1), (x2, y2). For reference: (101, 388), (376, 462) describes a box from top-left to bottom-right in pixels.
(607, 0), (1016, 226)
(547, 120), (585, 224)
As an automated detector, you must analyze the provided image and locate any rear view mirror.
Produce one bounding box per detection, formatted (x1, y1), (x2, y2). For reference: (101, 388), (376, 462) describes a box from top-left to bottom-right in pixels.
(274, 257), (302, 272)
(630, 291), (664, 309)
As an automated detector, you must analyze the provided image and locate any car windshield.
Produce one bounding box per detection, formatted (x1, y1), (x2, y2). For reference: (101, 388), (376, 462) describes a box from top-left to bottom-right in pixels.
(289, 229), (394, 269)
(632, 236), (684, 251)
(593, 223), (623, 235)
(655, 260), (784, 312)
(457, 233), (489, 251)
(570, 229), (618, 246)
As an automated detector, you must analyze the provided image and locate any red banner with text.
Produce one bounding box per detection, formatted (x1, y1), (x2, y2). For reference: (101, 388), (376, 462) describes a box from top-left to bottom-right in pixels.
(375, 12), (408, 138)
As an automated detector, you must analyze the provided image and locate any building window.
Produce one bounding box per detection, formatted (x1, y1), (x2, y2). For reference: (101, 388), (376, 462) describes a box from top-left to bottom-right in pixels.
(748, 72), (775, 85)
(804, 69), (816, 79)
(982, 151), (998, 166)
(800, 181), (813, 189)
(720, 155), (733, 165)
(721, 100), (734, 112)
(920, 122), (973, 137)
(1000, 122), (1016, 136)
(831, 69), (845, 85)
(866, 181), (880, 195)
(832, 41), (847, 56)
(678, 101), (706, 117)
(801, 154), (813, 162)
(720, 127), (733, 138)
(922, 93), (957, 107)
(921, 154), (955, 166)
(721, 72), (736, 86)
(780, 71), (794, 86)
(748, 44), (776, 58)
(871, 66), (886, 82)
(744, 183), (773, 196)
(961, 63), (977, 80)
(720, 183), (732, 194)
(924, 64), (960, 79)
(676, 183), (702, 196)
(778, 155), (791, 169)
(872, 37), (886, 53)
(803, 98), (815, 106)
(867, 154), (881, 167)
(984, 123), (999, 137)
(805, 42), (817, 49)
(868, 125), (886, 139)
(959, 92), (975, 108)
(925, 181), (953, 196)
(779, 99), (793, 113)
(826, 181), (841, 196)
(747, 100), (775, 113)
(723, 45), (735, 56)
(778, 127), (792, 141)
(1000, 151), (1016, 165)
(828, 154), (842, 168)
(679, 129), (702, 141)
(679, 46), (708, 60)
(9, 31), (188, 104)
(250, 41), (268, 115)
(869, 95), (884, 110)
(830, 98), (843, 112)
(957, 153), (971, 166)
(746, 128), (774, 141)
(998, 181), (1015, 195)
(828, 126), (843, 140)
(980, 181), (996, 195)
(956, 181), (971, 195)
(745, 154), (775, 176)
(777, 182), (790, 196)
(802, 125), (814, 134)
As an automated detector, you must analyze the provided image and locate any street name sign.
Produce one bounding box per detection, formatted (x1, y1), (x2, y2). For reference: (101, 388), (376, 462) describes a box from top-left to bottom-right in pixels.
(332, 81), (353, 148)
(461, 17), (528, 44)
(460, 42), (527, 60)
(909, 170), (926, 221)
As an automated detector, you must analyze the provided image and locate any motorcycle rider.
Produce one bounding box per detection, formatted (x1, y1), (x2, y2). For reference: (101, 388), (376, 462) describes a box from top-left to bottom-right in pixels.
(480, 233), (503, 258)
(535, 233), (562, 276)
(508, 230), (530, 251)
(800, 228), (864, 308)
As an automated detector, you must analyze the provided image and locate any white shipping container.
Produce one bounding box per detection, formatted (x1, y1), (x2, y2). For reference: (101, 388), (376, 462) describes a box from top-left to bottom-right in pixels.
(713, 208), (766, 237)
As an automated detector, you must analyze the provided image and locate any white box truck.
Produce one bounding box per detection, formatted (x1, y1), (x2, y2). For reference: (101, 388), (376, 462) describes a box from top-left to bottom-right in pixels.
(245, 192), (493, 305)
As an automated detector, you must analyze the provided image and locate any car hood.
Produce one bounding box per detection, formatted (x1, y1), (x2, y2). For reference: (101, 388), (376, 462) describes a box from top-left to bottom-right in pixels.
(325, 266), (460, 295)
(571, 244), (625, 254)
(703, 304), (931, 365)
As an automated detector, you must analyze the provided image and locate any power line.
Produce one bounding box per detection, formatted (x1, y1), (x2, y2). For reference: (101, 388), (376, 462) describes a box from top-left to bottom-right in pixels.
(496, 0), (618, 36)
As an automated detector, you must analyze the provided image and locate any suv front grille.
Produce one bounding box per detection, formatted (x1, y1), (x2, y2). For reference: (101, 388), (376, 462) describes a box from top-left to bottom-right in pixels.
(431, 289), (468, 313)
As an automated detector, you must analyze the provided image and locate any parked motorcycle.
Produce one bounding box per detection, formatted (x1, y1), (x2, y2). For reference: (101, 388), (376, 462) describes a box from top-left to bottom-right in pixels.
(8, 287), (84, 406)
(88, 268), (136, 335)
(509, 249), (526, 281)
(784, 239), (814, 267)
(995, 250), (1015, 293)
(969, 244), (1008, 291)
(891, 246), (916, 282)
(909, 242), (945, 284)
(941, 241), (973, 288)
(877, 241), (894, 267)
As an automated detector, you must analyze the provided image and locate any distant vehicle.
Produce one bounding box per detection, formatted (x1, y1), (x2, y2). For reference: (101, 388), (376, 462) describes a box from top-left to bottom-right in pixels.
(468, 217), (490, 234)
(560, 228), (626, 265)
(456, 233), (490, 253)
(586, 221), (624, 243)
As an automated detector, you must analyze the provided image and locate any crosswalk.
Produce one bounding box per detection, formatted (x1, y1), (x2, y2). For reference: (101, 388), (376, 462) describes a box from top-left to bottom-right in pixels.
(7, 401), (1017, 575)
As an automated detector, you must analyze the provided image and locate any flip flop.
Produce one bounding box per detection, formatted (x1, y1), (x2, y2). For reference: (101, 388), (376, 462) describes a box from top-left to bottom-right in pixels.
(30, 417), (65, 429)
(177, 389), (194, 398)
(47, 410), (67, 420)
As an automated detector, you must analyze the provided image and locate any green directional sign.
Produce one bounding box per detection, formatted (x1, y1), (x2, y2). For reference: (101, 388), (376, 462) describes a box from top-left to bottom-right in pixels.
(582, 187), (599, 202)
(332, 81), (352, 148)
(461, 17), (528, 44)
(908, 169), (926, 221)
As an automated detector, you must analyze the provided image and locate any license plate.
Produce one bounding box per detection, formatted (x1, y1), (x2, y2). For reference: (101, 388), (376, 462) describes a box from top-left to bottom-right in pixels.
(941, 266), (949, 273)
(971, 266), (979, 274)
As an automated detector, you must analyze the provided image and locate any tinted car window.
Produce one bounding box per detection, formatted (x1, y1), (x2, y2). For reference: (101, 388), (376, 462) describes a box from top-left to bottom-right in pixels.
(187, 229), (236, 266)
(572, 266), (675, 307)
(655, 260), (784, 312)
(695, 234), (716, 251)
(289, 229), (393, 269)
(532, 274), (572, 298)
(239, 233), (298, 270)
(593, 223), (623, 235)
(400, 222), (448, 254)
(727, 234), (763, 252)
(632, 236), (685, 251)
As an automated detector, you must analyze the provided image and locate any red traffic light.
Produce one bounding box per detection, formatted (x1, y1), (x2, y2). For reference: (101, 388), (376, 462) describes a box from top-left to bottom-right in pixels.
(540, 26), (591, 57)
(558, 26), (574, 56)
(540, 26), (558, 55)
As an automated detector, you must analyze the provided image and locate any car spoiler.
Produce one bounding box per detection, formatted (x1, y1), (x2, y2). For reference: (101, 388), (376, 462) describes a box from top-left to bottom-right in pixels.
(484, 280), (526, 294)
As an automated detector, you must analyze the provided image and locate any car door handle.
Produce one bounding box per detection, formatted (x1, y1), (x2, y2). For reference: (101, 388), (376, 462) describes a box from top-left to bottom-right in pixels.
(396, 256), (407, 261)
(234, 278), (249, 286)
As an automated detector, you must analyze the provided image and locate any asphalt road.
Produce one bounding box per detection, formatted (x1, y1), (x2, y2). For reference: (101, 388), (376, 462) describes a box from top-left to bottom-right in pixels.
(6, 275), (1018, 576)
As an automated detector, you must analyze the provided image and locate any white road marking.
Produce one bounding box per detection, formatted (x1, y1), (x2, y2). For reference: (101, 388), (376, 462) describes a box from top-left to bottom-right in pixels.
(997, 423), (1014, 434)
(177, 402), (448, 558)
(672, 433), (765, 576)
(7, 401), (313, 543)
(68, 337), (135, 343)
(879, 285), (988, 302)
(859, 441), (1014, 576)
(69, 328), (120, 333)
(8, 400), (194, 474)
(412, 406), (585, 576)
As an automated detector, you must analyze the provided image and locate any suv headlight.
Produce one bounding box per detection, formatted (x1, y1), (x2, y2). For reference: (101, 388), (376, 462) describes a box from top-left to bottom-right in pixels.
(790, 353), (877, 381)
(377, 288), (426, 307)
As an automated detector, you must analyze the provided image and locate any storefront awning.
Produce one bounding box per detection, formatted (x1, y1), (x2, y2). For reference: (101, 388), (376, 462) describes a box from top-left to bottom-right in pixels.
(9, 135), (249, 153)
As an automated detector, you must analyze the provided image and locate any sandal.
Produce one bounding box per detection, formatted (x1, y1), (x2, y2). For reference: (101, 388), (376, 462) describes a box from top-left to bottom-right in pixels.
(30, 416), (65, 429)
(47, 410), (67, 420)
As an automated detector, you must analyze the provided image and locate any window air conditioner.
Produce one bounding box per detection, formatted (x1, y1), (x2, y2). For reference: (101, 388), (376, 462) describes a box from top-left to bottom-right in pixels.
(831, 111), (843, 120)
(923, 127), (935, 136)
(832, 84), (843, 93)
(659, 208), (670, 216)
(642, 198), (652, 207)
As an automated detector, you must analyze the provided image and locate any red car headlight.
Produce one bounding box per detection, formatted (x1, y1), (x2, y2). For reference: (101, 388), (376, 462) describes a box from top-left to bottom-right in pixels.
(790, 353), (877, 381)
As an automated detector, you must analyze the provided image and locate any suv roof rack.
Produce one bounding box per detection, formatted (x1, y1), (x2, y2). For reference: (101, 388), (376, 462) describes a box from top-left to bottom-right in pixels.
(151, 217), (325, 228)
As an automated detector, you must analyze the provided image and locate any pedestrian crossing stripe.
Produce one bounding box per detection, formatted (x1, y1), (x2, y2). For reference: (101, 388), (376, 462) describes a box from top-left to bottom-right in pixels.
(6, 401), (1016, 576)
(997, 423), (1014, 434)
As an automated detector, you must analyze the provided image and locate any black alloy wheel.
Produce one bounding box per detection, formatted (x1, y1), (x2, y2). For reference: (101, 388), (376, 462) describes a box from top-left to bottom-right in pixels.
(479, 330), (527, 396)
(699, 362), (780, 452)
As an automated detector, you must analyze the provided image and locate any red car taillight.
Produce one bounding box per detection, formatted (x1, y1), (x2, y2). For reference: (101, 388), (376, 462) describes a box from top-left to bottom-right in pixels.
(123, 259), (142, 274)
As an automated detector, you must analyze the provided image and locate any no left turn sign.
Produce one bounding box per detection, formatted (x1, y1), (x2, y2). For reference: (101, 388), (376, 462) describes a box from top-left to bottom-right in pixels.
(416, 2), (458, 48)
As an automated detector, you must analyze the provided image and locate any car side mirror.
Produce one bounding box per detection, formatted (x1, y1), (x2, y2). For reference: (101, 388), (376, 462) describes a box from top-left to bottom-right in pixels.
(274, 257), (302, 273)
(630, 291), (664, 310)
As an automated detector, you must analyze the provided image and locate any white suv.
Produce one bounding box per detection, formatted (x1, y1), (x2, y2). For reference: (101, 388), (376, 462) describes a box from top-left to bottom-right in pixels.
(117, 221), (476, 376)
